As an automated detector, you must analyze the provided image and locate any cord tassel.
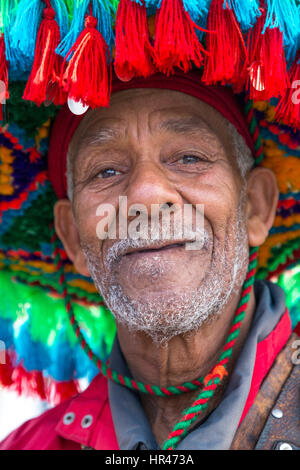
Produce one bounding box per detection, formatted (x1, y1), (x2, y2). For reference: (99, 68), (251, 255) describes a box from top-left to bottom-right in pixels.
(23, 2), (64, 106)
(247, 12), (290, 101)
(154, 0), (208, 76)
(61, 13), (111, 108)
(202, 0), (248, 91)
(275, 54), (300, 131)
(114, 0), (155, 82)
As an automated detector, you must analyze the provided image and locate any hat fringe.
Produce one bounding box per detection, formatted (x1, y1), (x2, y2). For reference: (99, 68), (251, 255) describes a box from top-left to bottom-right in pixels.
(114, 0), (155, 81)
(61, 11), (112, 108)
(22, 1), (63, 106)
(247, 11), (290, 101)
(202, 0), (247, 91)
(275, 54), (300, 132)
(0, 0), (298, 124)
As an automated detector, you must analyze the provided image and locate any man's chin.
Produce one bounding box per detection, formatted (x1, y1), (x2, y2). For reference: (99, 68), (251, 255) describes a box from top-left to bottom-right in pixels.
(101, 283), (225, 343)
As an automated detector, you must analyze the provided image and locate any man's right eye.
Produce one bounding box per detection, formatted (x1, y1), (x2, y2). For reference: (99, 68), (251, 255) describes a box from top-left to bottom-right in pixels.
(97, 168), (121, 178)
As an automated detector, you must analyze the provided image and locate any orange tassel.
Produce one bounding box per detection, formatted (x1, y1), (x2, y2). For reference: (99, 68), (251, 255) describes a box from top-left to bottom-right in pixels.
(154, 0), (208, 75)
(23, 3), (64, 106)
(114, 0), (155, 82)
(203, 364), (228, 387)
(61, 14), (111, 108)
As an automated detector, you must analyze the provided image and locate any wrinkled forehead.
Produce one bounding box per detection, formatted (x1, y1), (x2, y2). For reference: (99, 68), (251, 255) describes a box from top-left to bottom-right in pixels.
(69, 88), (235, 158)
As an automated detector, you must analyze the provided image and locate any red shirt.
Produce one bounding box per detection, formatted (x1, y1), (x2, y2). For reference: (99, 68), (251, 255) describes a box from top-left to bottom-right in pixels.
(0, 309), (292, 450)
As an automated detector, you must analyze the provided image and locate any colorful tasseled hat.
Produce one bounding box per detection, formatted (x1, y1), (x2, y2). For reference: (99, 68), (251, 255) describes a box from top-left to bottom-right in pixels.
(0, 0), (300, 405)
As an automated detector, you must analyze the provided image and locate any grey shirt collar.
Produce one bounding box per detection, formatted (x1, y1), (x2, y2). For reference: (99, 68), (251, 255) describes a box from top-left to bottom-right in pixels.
(108, 280), (287, 450)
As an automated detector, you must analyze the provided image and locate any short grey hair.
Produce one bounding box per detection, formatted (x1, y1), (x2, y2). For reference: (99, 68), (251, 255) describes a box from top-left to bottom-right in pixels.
(227, 121), (254, 180)
(66, 121), (254, 201)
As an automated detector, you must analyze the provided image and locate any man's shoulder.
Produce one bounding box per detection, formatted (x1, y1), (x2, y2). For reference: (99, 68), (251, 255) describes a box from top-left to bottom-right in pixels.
(0, 398), (76, 450)
(0, 373), (109, 450)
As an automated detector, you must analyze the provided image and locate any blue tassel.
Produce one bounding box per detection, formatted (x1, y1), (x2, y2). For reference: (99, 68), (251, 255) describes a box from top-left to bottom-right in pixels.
(0, 318), (14, 349)
(51, 0), (70, 40)
(182, 0), (210, 22)
(10, 0), (44, 63)
(15, 325), (51, 371)
(48, 332), (76, 381)
(225, 0), (261, 31)
(56, 0), (114, 59)
(9, 0), (69, 68)
(263, 0), (300, 60)
(4, 26), (33, 78)
(152, 0), (209, 22)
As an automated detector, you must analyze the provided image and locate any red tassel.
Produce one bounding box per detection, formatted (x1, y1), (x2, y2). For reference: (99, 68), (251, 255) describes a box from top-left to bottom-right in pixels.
(0, 33), (9, 121)
(22, 2), (65, 106)
(0, 351), (14, 387)
(46, 379), (79, 406)
(154, 0), (208, 75)
(61, 14), (111, 108)
(202, 0), (247, 92)
(114, 0), (155, 82)
(247, 13), (290, 101)
(275, 54), (300, 131)
(11, 365), (46, 400)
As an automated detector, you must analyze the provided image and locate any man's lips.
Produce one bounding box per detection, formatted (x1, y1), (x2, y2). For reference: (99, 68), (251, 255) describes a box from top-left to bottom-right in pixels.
(124, 241), (186, 256)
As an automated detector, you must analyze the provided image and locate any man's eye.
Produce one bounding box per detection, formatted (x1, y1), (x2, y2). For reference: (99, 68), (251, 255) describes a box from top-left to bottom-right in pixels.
(97, 168), (121, 178)
(177, 155), (203, 164)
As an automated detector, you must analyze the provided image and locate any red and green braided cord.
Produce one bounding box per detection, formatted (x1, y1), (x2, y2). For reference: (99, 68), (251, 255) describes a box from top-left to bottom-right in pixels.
(245, 99), (265, 166)
(52, 226), (258, 448)
(162, 247), (258, 449)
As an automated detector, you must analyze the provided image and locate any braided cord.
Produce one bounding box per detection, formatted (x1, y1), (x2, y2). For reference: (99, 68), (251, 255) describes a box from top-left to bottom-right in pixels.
(245, 99), (264, 166)
(162, 247), (258, 449)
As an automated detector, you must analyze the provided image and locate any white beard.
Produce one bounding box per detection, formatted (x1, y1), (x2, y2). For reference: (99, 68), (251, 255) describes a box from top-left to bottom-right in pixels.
(82, 194), (249, 343)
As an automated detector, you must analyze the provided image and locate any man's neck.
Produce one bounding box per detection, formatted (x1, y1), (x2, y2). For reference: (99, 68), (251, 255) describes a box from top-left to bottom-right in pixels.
(116, 286), (256, 446)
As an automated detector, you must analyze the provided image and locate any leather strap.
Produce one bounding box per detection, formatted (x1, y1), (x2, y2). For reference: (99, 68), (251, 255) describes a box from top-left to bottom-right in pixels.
(231, 333), (299, 450)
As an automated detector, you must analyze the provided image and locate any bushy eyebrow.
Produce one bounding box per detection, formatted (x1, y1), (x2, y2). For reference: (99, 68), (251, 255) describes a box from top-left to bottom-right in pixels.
(155, 115), (211, 135)
(76, 115), (215, 158)
(78, 128), (122, 150)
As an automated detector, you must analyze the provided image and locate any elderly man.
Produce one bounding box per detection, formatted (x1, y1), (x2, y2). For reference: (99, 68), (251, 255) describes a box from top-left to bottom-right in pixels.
(0, 72), (296, 451)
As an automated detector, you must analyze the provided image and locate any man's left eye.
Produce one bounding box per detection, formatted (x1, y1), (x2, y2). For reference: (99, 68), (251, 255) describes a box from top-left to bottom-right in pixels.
(177, 155), (203, 164)
(97, 168), (121, 178)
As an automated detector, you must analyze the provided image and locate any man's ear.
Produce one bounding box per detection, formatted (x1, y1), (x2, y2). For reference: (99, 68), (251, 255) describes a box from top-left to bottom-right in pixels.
(54, 199), (90, 277)
(246, 167), (279, 247)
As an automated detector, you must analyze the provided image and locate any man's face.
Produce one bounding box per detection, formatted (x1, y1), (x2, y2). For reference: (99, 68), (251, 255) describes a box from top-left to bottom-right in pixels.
(68, 89), (250, 341)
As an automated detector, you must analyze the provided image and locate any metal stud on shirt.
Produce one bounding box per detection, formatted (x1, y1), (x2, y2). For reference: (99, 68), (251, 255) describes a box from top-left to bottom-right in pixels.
(81, 415), (93, 429)
(63, 412), (75, 425)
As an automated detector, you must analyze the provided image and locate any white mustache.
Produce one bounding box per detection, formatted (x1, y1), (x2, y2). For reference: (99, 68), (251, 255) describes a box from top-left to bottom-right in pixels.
(105, 227), (211, 265)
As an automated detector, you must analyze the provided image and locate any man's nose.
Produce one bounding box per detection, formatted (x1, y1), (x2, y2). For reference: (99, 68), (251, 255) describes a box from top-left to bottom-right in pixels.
(125, 162), (183, 213)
